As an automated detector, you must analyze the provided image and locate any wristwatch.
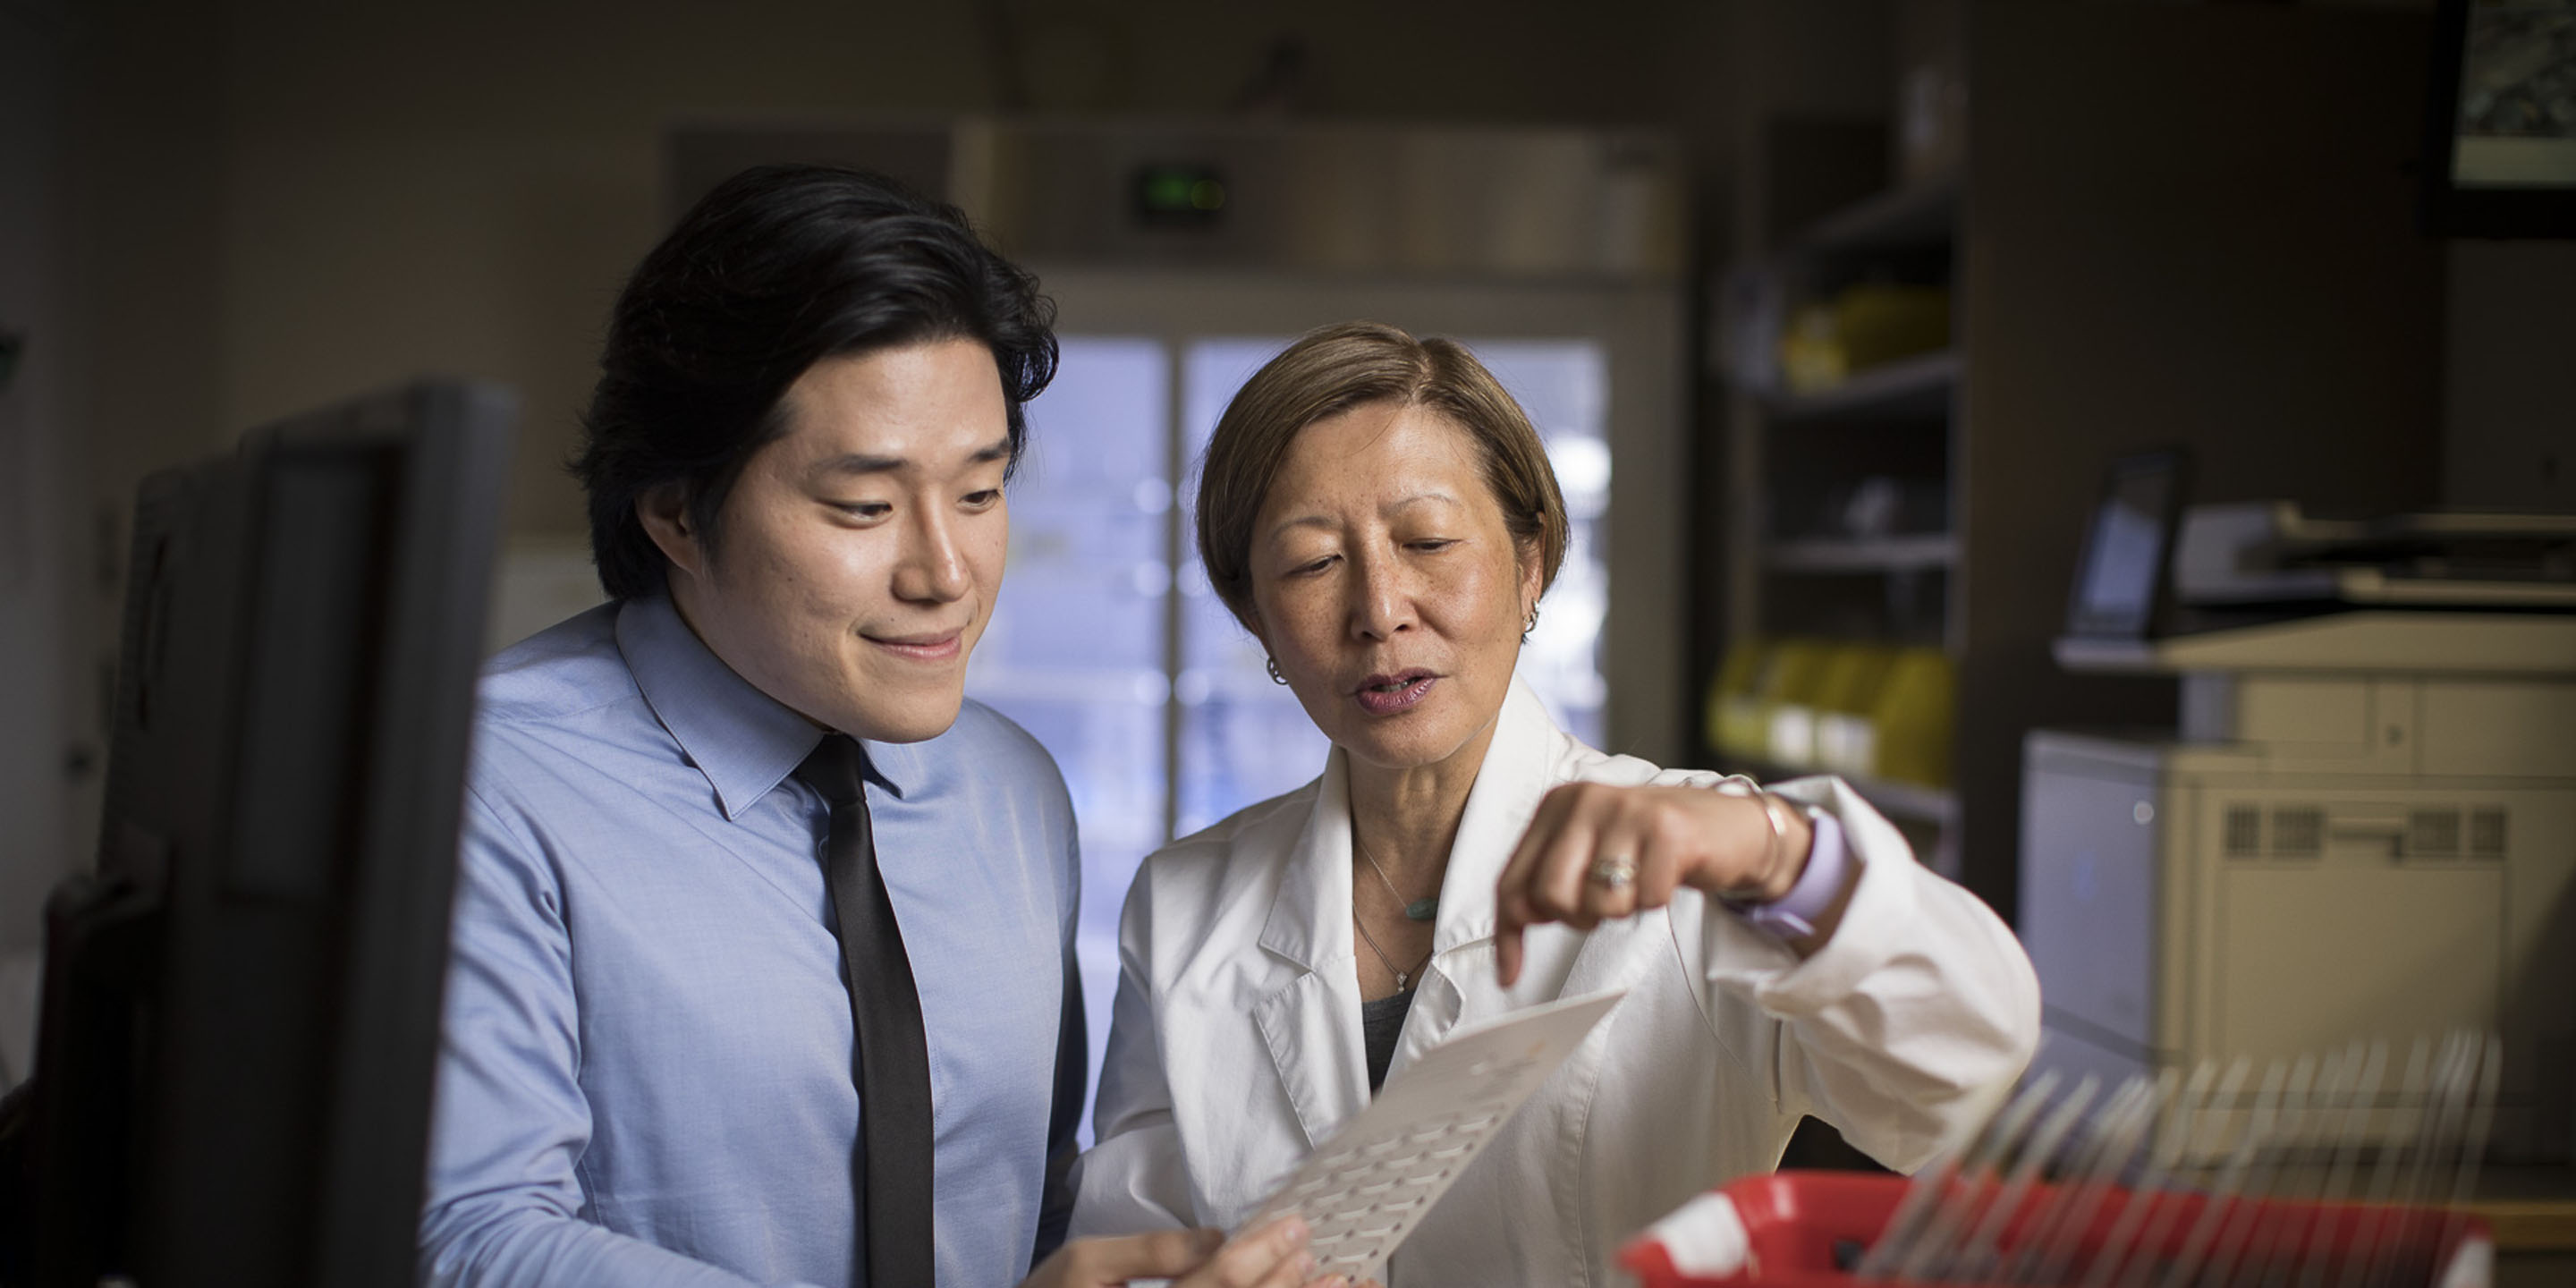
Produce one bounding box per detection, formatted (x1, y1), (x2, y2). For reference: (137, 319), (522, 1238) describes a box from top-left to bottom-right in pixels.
(1719, 802), (1848, 941)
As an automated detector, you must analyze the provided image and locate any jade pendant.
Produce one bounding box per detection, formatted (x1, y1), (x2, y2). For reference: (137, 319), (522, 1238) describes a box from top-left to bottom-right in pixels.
(1404, 897), (1438, 922)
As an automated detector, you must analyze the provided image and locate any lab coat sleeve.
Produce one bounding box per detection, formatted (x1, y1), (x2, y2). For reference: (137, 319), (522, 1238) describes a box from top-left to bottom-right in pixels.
(1066, 866), (1199, 1237)
(1683, 774), (2041, 1174)
(417, 787), (804, 1288)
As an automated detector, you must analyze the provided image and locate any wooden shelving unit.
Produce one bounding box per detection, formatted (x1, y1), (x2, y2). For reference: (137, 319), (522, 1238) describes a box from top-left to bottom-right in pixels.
(1748, 756), (1958, 827)
(1721, 178), (1963, 866)
(1765, 349), (1957, 424)
(1794, 175), (1958, 257)
(1709, 2), (2444, 919)
(1763, 533), (1956, 574)
(1847, 774), (1958, 827)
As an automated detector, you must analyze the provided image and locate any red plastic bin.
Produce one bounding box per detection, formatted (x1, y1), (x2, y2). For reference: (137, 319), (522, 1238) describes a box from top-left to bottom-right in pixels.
(1619, 1172), (2493, 1287)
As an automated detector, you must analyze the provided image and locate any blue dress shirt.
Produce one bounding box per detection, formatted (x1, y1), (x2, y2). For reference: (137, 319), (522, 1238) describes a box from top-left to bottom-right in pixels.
(421, 593), (1083, 1288)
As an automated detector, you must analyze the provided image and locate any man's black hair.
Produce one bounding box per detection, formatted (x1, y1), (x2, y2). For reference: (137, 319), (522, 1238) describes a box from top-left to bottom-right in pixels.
(574, 164), (1057, 600)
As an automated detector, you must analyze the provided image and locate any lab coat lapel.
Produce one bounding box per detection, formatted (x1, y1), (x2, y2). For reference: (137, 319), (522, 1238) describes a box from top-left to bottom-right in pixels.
(1399, 681), (1611, 1063)
(1253, 748), (1369, 1149)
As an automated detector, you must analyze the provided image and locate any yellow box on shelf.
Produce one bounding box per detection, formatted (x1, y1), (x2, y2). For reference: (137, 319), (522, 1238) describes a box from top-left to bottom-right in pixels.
(1705, 639), (1774, 762)
(1870, 648), (1955, 788)
(1813, 645), (1898, 778)
(1776, 284), (1952, 395)
(1760, 641), (1837, 769)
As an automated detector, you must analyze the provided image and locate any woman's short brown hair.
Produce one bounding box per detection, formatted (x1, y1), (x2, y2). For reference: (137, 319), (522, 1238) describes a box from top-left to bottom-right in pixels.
(1194, 320), (1570, 627)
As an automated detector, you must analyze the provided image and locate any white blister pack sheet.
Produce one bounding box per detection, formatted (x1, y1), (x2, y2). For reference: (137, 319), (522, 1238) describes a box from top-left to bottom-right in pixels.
(1239, 989), (1626, 1282)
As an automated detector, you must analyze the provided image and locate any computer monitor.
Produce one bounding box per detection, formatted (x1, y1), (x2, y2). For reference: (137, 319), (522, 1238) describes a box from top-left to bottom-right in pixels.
(8, 380), (512, 1287)
(2065, 448), (2190, 640)
(2423, 0), (2576, 239)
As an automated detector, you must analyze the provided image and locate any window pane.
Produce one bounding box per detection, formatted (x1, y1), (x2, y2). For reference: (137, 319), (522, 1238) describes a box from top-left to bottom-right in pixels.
(1176, 338), (1329, 838)
(1466, 339), (1612, 750)
(966, 335), (1168, 1142)
(978, 332), (1614, 1143)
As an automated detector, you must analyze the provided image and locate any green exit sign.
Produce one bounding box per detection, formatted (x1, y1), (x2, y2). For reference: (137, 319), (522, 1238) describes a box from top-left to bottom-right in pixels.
(1132, 165), (1227, 227)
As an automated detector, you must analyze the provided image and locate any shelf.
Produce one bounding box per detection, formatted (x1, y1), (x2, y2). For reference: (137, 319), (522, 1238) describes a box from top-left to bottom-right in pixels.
(1843, 773), (1961, 826)
(1766, 349), (1957, 423)
(1765, 533), (1957, 574)
(2052, 612), (2576, 677)
(1794, 177), (1960, 257)
(1728, 755), (1960, 827)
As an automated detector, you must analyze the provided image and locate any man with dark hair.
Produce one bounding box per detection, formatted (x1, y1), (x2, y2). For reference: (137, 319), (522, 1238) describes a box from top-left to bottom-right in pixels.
(419, 166), (1322, 1288)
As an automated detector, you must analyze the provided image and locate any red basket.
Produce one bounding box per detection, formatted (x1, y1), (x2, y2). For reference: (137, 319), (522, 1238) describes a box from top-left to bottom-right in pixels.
(1619, 1172), (2493, 1287)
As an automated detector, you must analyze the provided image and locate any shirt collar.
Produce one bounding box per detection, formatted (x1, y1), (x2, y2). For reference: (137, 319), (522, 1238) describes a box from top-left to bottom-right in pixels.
(616, 591), (911, 819)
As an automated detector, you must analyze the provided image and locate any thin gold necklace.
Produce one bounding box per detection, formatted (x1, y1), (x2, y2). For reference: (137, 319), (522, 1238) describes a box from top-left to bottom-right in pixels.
(1353, 911), (1434, 992)
(1352, 832), (1436, 990)
(1355, 834), (1439, 922)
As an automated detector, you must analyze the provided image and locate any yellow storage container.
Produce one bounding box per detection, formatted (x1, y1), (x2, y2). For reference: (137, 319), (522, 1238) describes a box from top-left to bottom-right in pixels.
(1775, 284), (1952, 395)
(1812, 644), (1897, 777)
(1760, 640), (1836, 769)
(1870, 648), (1955, 788)
(1704, 640), (1772, 761)
(1835, 283), (1950, 369)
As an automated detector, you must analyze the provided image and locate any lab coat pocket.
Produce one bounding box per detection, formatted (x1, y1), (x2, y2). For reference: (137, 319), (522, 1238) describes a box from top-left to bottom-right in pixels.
(1191, 969), (1360, 1225)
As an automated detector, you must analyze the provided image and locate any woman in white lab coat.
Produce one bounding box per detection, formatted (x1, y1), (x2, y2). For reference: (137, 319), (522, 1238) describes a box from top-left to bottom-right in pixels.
(1068, 321), (2041, 1287)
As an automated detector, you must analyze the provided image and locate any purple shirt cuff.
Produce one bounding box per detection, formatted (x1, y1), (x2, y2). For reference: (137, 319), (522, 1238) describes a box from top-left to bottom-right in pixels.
(1721, 807), (1848, 941)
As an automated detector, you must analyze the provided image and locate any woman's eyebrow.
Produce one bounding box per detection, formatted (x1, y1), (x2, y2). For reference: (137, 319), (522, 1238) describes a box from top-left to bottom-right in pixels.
(1263, 491), (1460, 542)
(1384, 490), (1458, 513)
(1265, 513), (1338, 542)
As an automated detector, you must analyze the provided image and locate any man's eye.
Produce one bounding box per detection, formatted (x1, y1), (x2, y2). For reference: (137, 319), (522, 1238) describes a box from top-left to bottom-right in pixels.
(835, 502), (892, 520)
(962, 488), (1002, 508)
(1411, 538), (1458, 553)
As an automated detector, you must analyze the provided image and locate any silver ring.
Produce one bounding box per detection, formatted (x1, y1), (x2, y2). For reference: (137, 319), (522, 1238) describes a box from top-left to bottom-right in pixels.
(1588, 855), (1637, 890)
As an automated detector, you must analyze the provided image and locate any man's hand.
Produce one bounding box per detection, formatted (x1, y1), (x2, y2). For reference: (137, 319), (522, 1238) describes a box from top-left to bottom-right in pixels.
(1023, 1216), (1344, 1288)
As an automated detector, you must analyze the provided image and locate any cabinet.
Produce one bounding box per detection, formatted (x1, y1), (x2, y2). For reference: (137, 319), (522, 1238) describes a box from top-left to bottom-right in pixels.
(1709, 1), (2445, 917)
(2023, 728), (2574, 1162)
(1712, 140), (1963, 868)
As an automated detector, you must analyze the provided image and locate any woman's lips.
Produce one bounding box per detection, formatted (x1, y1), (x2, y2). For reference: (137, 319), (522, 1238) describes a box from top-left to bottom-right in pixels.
(1353, 671), (1437, 716)
(866, 631), (962, 663)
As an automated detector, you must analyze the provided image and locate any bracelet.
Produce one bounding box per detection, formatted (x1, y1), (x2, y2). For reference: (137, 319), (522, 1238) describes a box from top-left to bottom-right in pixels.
(1721, 792), (1800, 901)
(1720, 794), (1849, 941)
(1755, 792), (1801, 897)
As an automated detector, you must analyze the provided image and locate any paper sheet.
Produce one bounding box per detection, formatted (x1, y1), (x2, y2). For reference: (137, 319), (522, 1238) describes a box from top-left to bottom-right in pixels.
(1239, 988), (1627, 1282)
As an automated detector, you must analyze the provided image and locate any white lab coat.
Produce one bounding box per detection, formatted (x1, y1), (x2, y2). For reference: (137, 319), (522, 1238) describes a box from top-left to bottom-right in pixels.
(1069, 679), (2040, 1287)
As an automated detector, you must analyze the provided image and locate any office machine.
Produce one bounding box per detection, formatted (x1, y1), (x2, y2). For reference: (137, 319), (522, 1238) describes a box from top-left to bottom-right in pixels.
(2169, 501), (2576, 611)
(6, 381), (512, 1286)
(2021, 474), (2576, 1163)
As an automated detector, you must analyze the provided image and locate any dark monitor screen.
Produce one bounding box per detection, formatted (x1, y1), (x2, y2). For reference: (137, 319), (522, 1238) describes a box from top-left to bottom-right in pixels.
(2426, 0), (2576, 237)
(11, 381), (511, 1287)
(2067, 450), (2190, 640)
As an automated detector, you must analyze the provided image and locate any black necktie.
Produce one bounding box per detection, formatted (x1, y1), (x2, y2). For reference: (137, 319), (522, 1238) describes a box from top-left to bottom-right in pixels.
(794, 734), (935, 1286)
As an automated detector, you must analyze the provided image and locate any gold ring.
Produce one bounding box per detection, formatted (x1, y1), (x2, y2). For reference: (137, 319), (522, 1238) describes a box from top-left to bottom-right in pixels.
(1588, 855), (1637, 890)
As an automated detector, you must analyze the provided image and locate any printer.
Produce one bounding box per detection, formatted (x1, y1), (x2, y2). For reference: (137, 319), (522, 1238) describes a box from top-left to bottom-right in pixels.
(2021, 456), (2576, 1162)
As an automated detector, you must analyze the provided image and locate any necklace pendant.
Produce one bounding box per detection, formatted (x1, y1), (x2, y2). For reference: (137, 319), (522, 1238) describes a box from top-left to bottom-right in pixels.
(1403, 896), (1438, 922)
(1394, 970), (1410, 989)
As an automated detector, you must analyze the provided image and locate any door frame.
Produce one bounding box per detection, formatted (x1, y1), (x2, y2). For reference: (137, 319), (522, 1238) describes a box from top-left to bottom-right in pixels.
(1030, 267), (1691, 776)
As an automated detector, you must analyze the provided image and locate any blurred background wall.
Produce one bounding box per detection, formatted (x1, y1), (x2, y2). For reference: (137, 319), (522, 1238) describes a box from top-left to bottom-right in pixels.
(2, 0), (1838, 961)
(2, 0), (2569, 981)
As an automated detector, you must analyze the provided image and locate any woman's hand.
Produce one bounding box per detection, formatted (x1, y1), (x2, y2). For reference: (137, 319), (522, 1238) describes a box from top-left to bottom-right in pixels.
(1022, 1216), (1348, 1288)
(1491, 782), (1820, 986)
